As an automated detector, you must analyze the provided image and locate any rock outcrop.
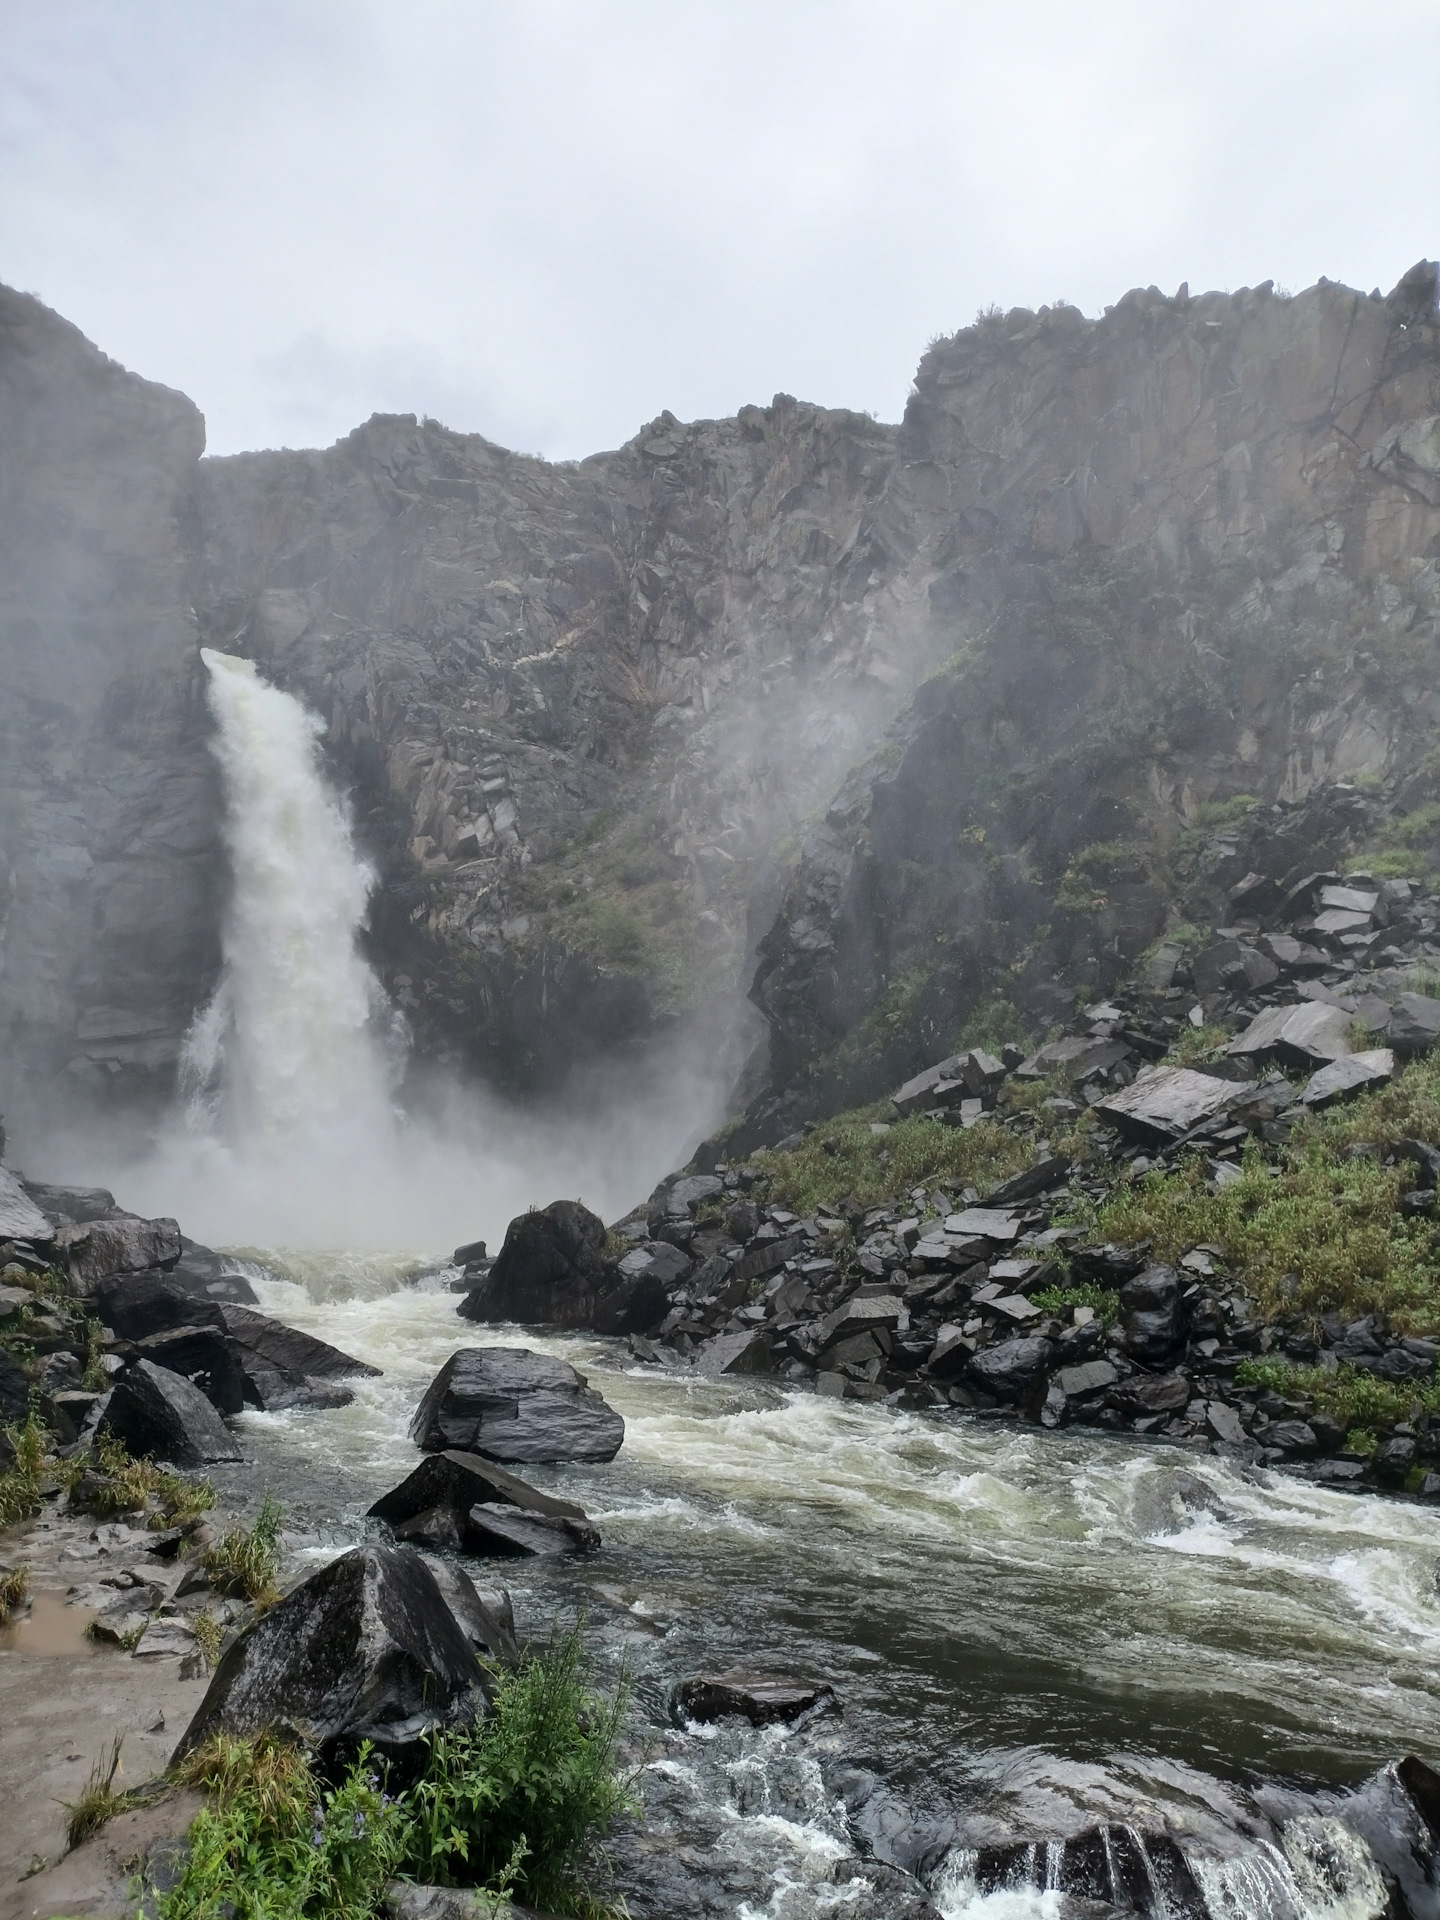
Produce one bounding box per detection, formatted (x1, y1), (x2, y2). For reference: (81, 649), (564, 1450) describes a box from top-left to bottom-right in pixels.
(409, 1347), (625, 1462)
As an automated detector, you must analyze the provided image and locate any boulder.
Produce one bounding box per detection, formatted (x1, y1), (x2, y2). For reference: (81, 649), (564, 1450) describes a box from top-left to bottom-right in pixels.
(369, 1448), (590, 1527)
(464, 1504), (601, 1556)
(1388, 992), (1440, 1054)
(1225, 1001), (1353, 1066)
(19, 1179), (119, 1226)
(459, 1198), (663, 1335)
(1192, 939), (1279, 997)
(173, 1545), (486, 1773)
(1110, 1371), (1190, 1415)
(984, 1155), (1070, 1206)
(134, 1326), (250, 1417)
(1301, 1049), (1394, 1107)
(944, 1207), (1021, 1241)
(55, 1213), (182, 1296)
(968, 1335), (1053, 1401)
(0, 1350), (29, 1423)
(0, 1167), (54, 1244)
(1096, 1067), (1234, 1142)
(215, 1302), (375, 1407)
(100, 1357), (242, 1466)
(1119, 1265), (1185, 1361)
(693, 1328), (775, 1376)
(409, 1348), (625, 1462)
(416, 1558), (517, 1664)
(670, 1670), (837, 1727)
(97, 1274), (226, 1341)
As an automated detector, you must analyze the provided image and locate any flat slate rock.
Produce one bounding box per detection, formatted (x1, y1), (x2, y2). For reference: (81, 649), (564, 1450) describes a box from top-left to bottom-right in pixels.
(464, 1503), (601, 1556)
(410, 1347), (625, 1463)
(219, 1303), (380, 1380)
(693, 1328), (775, 1376)
(1225, 1000), (1353, 1064)
(1096, 1066), (1235, 1141)
(369, 1448), (588, 1524)
(1388, 992), (1440, 1052)
(670, 1669), (838, 1727)
(943, 1208), (1020, 1241)
(984, 1155), (1070, 1206)
(1302, 1048), (1395, 1107)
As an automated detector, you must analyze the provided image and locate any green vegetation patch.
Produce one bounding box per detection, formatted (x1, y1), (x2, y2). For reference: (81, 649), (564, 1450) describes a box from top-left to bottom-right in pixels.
(1029, 1283), (1119, 1325)
(1234, 1355), (1440, 1429)
(755, 1108), (1032, 1216)
(1084, 1142), (1439, 1332)
(159, 1625), (631, 1920)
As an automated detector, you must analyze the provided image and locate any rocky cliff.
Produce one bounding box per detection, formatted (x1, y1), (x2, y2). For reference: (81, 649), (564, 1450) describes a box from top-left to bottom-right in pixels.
(2, 264), (1437, 1137)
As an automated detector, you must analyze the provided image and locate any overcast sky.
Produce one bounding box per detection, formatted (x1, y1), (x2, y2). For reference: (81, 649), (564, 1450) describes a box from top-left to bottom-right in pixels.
(2, 1), (1436, 461)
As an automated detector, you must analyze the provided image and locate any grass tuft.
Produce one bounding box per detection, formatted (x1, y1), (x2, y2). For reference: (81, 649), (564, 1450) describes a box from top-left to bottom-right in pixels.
(0, 1562), (29, 1624)
(0, 1414), (48, 1530)
(64, 1736), (129, 1851)
(202, 1491), (283, 1606)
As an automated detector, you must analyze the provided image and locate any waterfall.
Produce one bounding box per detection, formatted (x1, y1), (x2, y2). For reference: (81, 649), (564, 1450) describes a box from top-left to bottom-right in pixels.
(183, 649), (404, 1151)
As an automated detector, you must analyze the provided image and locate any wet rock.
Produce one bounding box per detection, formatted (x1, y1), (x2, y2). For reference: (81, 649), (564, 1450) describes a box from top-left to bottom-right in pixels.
(464, 1503), (601, 1556)
(969, 1335), (1053, 1401)
(1111, 1371), (1190, 1416)
(97, 1274), (225, 1341)
(1387, 992), (1440, 1053)
(1192, 939), (1279, 997)
(1301, 1049), (1395, 1106)
(101, 1357), (242, 1466)
(220, 1304), (378, 1382)
(1205, 1400), (1248, 1447)
(732, 1232), (806, 1282)
(1118, 1265), (1185, 1361)
(0, 1167), (57, 1243)
(20, 1179), (119, 1226)
(415, 1558), (517, 1663)
(174, 1545), (486, 1775)
(693, 1327), (775, 1376)
(0, 1350), (29, 1423)
(1266, 1420), (1318, 1457)
(369, 1448), (593, 1562)
(1096, 1066), (1234, 1142)
(409, 1347), (625, 1463)
(54, 1213), (182, 1296)
(1056, 1358), (1119, 1398)
(133, 1326), (250, 1416)
(459, 1198), (663, 1335)
(1373, 1435), (1417, 1484)
(670, 1670), (838, 1727)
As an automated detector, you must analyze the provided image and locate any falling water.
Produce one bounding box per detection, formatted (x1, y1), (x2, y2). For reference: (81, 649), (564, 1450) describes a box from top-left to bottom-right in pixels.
(182, 647), (404, 1150)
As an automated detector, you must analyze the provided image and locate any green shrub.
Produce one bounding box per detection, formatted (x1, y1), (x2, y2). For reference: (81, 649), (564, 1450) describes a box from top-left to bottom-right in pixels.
(1029, 1283), (1119, 1324)
(405, 1626), (631, 1916)
(165, 1732), (408, 1920)
(756, 1107), (1032, 1215)
(85, 1431), (217, 1525)
(161, 1629), (630, 1920)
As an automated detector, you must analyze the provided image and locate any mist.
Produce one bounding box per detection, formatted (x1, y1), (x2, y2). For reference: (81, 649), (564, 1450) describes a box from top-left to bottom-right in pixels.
(21, 650), (736, 1253)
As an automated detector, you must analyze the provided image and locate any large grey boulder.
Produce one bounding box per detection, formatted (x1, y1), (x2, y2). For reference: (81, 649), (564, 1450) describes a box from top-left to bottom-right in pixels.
(173, 1545), (487, 1774)
(219, 1303), (379, 1408)
(1225, 1001), (1353, 1066)
(20, 1180), (119, 1227)
(369, 1447), (590, 1526)
(457, 1198), (665, 1335)
(1388, 992), (1440, 1054)
(100, 1357), (242, 1465)
(1097, 1067), (1234, 1142)
(55, 1213), (182, 1296)
(969, 1336), (1054, 1402)
(410, 1348), (625, 1463)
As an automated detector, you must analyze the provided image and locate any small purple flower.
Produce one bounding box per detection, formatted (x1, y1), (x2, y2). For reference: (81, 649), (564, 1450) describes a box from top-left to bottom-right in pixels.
(352, 1810), (366, 1837)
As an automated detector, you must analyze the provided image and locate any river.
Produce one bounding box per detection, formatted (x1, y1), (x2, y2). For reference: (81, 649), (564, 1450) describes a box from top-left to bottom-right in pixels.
(200, 1251), (1440, 1920)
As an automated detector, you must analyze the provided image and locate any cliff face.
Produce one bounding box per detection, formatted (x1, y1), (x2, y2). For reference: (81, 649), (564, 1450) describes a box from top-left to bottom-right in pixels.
(750, 265), (1440, 1124)
(187, 397), (940, 1089)
(0, 288), (219, 1117)
(2, 264), (1438, 1133)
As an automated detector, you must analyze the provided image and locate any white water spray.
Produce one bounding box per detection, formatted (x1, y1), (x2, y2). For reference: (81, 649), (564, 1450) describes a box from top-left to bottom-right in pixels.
(76, 650), (730, 1249)
(183, 648), (403, 1149)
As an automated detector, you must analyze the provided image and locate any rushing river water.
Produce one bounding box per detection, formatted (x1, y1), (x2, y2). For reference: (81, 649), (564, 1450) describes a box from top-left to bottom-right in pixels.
(200, 1252), (1440, 1920)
